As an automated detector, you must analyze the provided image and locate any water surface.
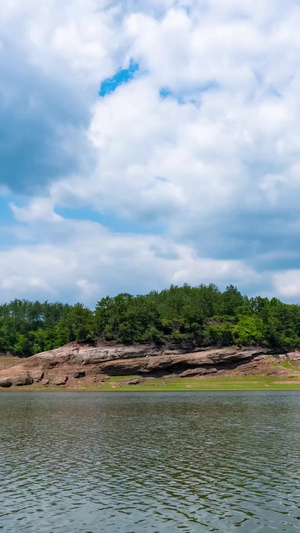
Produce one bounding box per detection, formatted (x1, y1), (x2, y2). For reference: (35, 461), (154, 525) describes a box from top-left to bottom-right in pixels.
(1, 392), (300, 532)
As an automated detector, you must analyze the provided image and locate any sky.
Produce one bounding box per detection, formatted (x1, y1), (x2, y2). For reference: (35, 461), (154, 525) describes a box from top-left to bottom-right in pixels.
(1, 0), (300, 306)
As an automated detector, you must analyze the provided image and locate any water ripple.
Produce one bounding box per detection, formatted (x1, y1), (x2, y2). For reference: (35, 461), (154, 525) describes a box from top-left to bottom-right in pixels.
(0, 392), (300, 532)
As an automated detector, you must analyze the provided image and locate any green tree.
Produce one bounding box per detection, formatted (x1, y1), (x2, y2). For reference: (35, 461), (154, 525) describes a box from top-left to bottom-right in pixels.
(233, 316), (264, 346)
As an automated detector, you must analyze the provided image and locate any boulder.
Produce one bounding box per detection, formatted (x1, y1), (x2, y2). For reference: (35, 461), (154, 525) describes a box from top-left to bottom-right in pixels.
(12, 375), (34, 386)
(119, 378), (145, 386)
(0, 378), (12, 388)
(51, 375), (68, 386)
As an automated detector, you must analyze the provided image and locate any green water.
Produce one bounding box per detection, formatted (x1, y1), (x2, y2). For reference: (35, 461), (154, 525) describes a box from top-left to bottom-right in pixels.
(1, 392), (300, 532)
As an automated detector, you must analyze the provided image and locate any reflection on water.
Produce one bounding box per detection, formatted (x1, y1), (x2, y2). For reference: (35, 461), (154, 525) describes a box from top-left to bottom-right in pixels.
(1, 392), (300, 532)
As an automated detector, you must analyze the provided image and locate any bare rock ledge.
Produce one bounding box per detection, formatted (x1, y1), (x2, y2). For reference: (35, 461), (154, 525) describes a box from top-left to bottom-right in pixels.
(0, 341), (296, 387)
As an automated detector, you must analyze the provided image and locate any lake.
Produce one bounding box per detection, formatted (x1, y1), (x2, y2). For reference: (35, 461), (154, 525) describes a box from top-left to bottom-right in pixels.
(0, 392), (300, 532)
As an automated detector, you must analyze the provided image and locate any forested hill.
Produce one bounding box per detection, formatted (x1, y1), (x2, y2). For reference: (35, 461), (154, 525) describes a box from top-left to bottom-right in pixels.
(1, 284), (300, 357)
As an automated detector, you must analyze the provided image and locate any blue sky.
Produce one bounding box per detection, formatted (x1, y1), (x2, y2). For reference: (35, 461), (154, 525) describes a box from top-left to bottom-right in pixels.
(1, 0), (300, 305)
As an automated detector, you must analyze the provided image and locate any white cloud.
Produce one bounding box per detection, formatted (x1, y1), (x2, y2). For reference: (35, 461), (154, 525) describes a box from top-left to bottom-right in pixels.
(0, 216), (261, 304)
(1, 0), (124, 82)
(273, 271), (300, 299)
(2, 0), (300, 302)
(10, 198), (61, 223)
(44, 0), (300, 231)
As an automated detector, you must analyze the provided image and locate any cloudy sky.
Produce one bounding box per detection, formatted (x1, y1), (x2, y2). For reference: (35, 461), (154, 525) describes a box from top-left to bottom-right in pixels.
(1, 0), (300, 305)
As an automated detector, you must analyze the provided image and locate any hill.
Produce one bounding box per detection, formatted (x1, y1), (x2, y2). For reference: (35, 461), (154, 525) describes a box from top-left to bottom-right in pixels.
(1, 284), (300, 359)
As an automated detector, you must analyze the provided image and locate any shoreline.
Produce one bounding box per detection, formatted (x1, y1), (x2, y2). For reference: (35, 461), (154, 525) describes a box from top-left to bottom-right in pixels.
(2, 346), (300, 392)
(2, 375), (300, 392)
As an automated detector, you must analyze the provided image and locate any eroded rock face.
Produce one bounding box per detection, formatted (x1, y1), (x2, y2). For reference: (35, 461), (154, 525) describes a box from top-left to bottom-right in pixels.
(27, 342), (164, 368)
(97, 347), (270, 376)
(30, 370), (44, 383)
(0, 342), (289, 387)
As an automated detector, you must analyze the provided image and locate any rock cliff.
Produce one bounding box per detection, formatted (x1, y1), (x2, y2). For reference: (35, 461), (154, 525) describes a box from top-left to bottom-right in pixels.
(0, 341), (296, 388)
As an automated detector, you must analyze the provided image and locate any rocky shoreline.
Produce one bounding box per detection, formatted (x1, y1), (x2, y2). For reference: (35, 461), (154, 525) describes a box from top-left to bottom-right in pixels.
(1, 341), (300, 389)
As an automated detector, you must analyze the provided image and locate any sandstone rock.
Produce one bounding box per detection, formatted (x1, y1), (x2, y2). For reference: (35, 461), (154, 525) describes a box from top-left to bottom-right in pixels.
(0, 342), (290, 387)
(119, 378), (145, 386)
(98, 347), (264, 376)
(51, 376), (68, 386)
(287, 351), (300, 361)
(85, 366), (103, 375)
(0, 378), (12, 388)
(12, 375), (34, 386)
(30, 370), (44, 382)
(179, 367), (218, 377)
(28, 341), (164, 368)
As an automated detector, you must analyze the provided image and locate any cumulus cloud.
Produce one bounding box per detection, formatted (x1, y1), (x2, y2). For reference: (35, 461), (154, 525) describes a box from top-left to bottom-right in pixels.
(0, 216), (261, 304)
(1, 0), (300, 302)
(274, 271), (300, 299)
(0, 0), (126, 192)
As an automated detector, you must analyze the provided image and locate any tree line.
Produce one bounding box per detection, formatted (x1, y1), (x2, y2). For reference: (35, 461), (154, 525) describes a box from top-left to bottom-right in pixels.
(1, 284), (300, 357)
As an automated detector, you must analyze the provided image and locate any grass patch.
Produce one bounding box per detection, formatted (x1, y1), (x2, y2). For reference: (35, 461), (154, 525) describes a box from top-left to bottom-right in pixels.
(280, 359), (299, 371)
(81, 375), (300, 392)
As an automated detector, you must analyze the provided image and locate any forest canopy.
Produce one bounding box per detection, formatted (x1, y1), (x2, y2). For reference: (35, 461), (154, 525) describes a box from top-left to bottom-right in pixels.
(1, 284), (300, 357)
